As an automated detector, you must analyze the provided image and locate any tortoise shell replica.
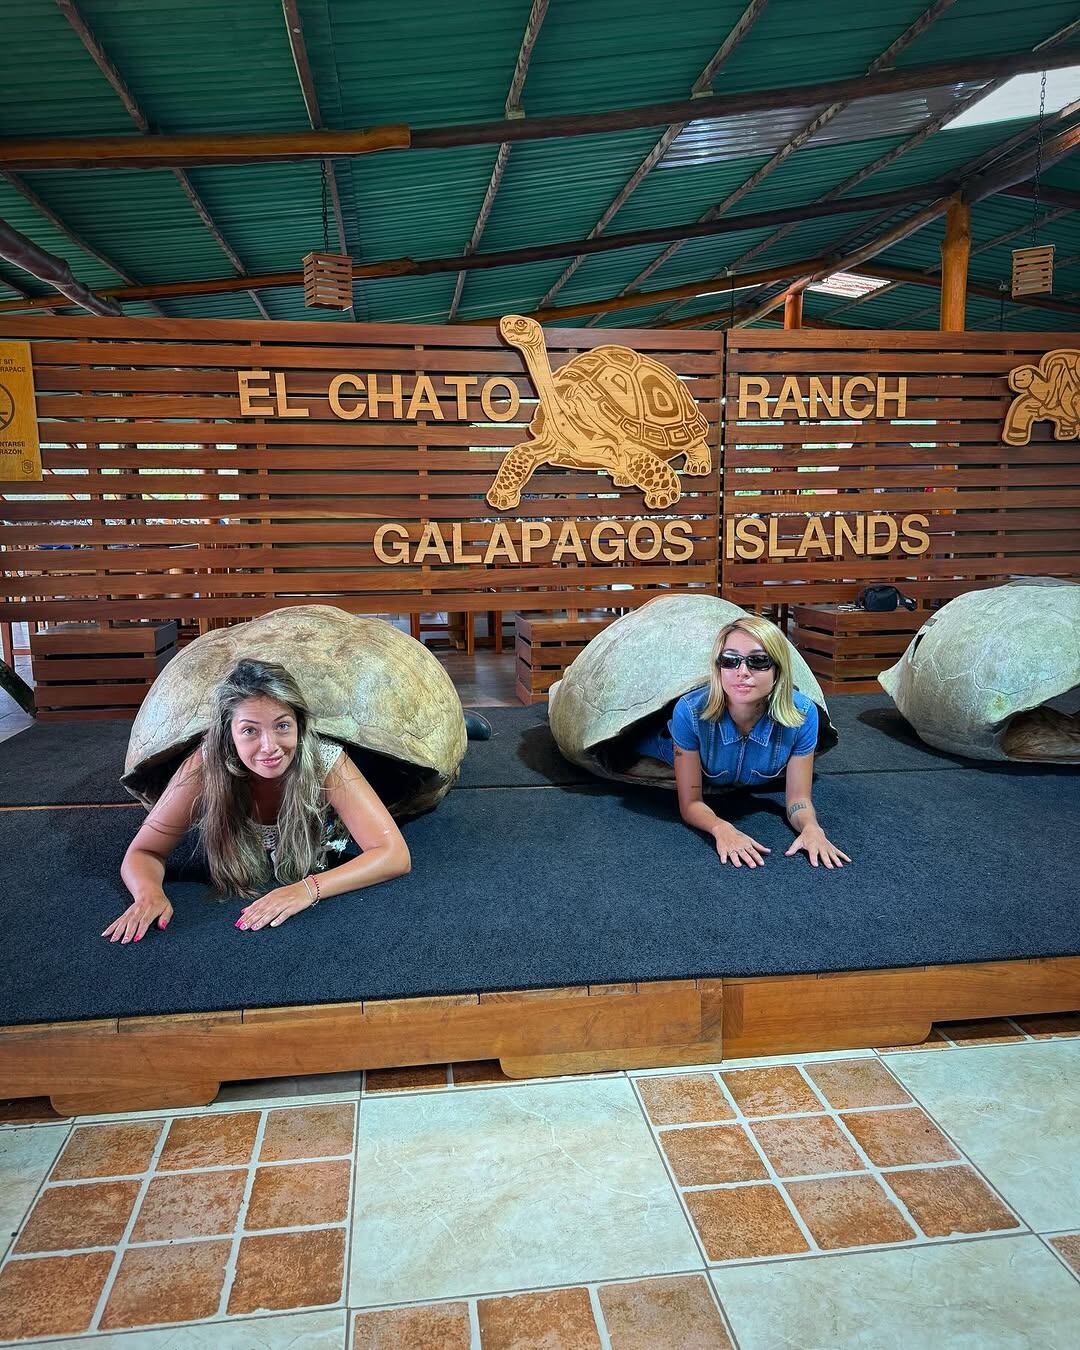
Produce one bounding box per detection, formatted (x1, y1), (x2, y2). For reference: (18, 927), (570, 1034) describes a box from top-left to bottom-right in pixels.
(122, 605), (467, 814)
(879, 579), (1080, 762)
(486, 315), (712, 512)
(548, 594), (836, 787)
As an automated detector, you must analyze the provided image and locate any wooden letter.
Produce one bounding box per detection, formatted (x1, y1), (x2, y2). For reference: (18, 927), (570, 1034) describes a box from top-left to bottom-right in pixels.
(592, 522), (626, 562)
(834, 515), (865, 555)
(552, 521), (587, 563)
(329, 374), (366, 419)
(808, 377), (840, 418)
(627, 520), (661, 560)
(664, 520), (694, 562)
(724, 516), (737, 560)
(237, 370), (274, 416)
(374, 523), (410, 563)
(877, 378), (908, 418)
(796, 516), (831, 557)
(451, 523), (483, 563)
(484, 522), (519, 564)
(413, 522), (451, 564)
(767, 517), (796, 558)
(520, 522), (552, 562)
(772, 376), (807, 419)
(444, 375), (477, 419)
(867, 514), (899, 555)
(480, 377), (521, 422)
(367, 374), (404, 419)
(900, 513), (930, 556)
(734, 517), (766, 560)
(406, 374), (445, 421)
(737, 377), (770, 420)
(274, 371), (309, 418)
(842, 377), (876, 419)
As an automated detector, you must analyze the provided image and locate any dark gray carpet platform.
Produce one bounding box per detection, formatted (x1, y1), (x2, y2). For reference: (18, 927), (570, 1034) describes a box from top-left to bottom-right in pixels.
(0, 694), (1064, 808)
(1, 766), (1077, 1026)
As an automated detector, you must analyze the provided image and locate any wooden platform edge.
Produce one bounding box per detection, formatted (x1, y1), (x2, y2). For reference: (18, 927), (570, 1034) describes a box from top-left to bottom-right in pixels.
(0, 957), (1076, 1115)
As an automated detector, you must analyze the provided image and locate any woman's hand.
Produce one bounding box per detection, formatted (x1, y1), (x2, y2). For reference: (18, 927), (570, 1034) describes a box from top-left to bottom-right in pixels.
(785, 826), (851, 869)
(102, 894), (173, 944)
(713, 823), (771, 868)
(235, 882), (315, 931)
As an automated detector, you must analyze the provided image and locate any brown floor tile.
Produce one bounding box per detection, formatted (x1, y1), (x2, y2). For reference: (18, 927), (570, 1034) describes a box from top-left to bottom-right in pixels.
(1012, 1012), (1080, 1039)
(886, 1165), (1020, 1237)
(260, 1102), (355, 1161)
(450, 1060), (512, 1086)
(51, 1121), (162, 1181)
(719, 1066), (821, 1117)
(364, 1065), (450, 1093)
(354, 1302), (472, 1349)
(600, 1274), (733, 1349)
(685, 1183), (810, 1262)
(0, 1251), (114, 1339)
(131, 1168), (247, 1242)
(936, 1019), (1026, 1045)
(875, 1029), (952, 1052)
(478, 1287), (601, 1349)
(786, 1175), (915, 1249)
(100, 1240), (230, 1330)
(1050, 1234), (1080, 1274)
(659, 1123), (767, 1186)
(842, 1107), (961, 1168)
(0, 1097), (67, 1124)
(246, 1159), (351, 1229)
(157, 1111), (259, 1171)
(637, 1073), (734, 1126)
(15, 1179), (139, 1253)
(750, 1115), (863, 1178)
(804, 1059), (912, 1110)
(228, 1227), (345, 1313)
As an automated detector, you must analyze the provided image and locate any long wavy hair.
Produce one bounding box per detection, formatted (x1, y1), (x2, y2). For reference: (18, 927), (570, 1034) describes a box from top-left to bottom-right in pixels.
(701, 615), (805, 728)
(196, 659), (330, 898)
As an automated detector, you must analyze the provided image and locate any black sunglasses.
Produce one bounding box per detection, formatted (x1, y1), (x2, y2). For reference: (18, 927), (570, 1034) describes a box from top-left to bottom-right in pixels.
(717, 651), (775, 672)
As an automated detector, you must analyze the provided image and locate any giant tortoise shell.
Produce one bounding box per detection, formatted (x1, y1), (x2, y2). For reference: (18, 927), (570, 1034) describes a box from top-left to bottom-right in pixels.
(122, 604), (467, 814)
(879, 579), (1080, 762)
(548, 594), (836, 786)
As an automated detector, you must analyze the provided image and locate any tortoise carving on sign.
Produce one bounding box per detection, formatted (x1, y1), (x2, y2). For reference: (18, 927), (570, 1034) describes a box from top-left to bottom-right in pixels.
(1002, 348), (1080, 446)
(486, 315), (712, 511)
(122, 605), (467, 815)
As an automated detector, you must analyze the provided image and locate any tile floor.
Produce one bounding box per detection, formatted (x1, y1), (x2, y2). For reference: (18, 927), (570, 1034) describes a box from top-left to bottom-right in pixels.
(0, 1014), (1077, 1347)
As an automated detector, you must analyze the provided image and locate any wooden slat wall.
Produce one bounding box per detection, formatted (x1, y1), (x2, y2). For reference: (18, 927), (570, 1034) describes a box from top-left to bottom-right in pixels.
(0, 317), (721, 625)
(721, 331), (1080, 609)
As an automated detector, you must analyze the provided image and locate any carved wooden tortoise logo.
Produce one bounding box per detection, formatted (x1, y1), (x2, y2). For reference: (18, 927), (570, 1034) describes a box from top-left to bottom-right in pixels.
(486, 314), (712, 511)
(1003, 349), (1080, 446)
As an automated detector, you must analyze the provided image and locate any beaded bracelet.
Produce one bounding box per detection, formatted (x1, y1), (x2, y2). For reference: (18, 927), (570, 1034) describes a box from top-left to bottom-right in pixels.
(302, 874), (321, 906)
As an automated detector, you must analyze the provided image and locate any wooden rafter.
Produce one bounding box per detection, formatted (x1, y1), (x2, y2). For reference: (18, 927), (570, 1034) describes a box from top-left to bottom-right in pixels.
(448, 0), (549, 321)
(55, 0), (270, 319)
(282, 0), (354, 320)
(537, 0), (767, 311)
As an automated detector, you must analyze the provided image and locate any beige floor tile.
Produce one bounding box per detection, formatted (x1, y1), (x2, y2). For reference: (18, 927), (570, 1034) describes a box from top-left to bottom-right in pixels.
(884, 1040), (1080, 1232)
(350, 1078), (699, 1305)
(51, 1120), (162, 1180)
(1012, 1012), (1080, 1039)
(750, 1115), (863, 1177)
(15, 1179), (139, 1253)
(636, 1074), (734, 1126)
(246, 1159), (351, 1229)
(840, 1106), (960, 1167)
(684, 1183), (809, 1262)
(938, 1018), (1026, 1045)
(711, 1234), (1080, 1349)
(131, 1168), (247, 1242)
(477, 1287), (601, 1349)
(885, 1164), (1020, 1237)
(785, 1175), (915, 1249)
(0, 1250), (114, 1339)
(229, 1227), (346, 1313)
(100, 1239), (230, 1329)
(719, 1066), (821, 1117)
(659, 1123), (768, 1186)
(365, 1065), (450, 1093)
(353, 1301), (472, 1349)
(804, 1058), (912, 1110)
(1050, 1233), (1080, 1275)
(260, 1103), (355, 1161)
(7, 1309), (348, 1348)
(599, 1273), (733, 1349)
(158, 1111), (259, 1170)
(0, 1125), (69, 1257)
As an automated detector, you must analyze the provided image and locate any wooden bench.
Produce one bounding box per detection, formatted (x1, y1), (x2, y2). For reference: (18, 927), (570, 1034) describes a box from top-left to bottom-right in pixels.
(514, 613), (616, 705)
(31, 622), (177, 721)
(793, 603), (924, 695)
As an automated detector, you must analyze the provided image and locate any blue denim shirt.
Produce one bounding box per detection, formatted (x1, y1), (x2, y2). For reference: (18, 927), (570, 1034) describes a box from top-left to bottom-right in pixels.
(639, 685), (818, 786)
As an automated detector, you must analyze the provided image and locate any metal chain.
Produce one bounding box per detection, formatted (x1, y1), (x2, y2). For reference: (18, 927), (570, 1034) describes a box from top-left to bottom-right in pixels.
(1031, 70), (1046, 246)
(320, 161), (330, 253)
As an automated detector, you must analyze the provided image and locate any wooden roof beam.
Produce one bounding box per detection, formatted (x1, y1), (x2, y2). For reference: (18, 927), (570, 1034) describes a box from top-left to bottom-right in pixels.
(537, 0), (768, 310)
(449, 0), (550, 321)
(5, 48), (1079, 169)
(56, 0), (271, 319)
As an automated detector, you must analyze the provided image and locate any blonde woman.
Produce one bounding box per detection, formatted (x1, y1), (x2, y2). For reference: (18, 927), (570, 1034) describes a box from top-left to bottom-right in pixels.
(105, 659), (410, 943)
(637, 616), (850, 870)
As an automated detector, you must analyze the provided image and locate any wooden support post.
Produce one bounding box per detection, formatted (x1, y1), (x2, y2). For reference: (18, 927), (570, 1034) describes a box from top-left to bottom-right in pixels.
(783, 290), (804, 329)
(939, 199), (971, 331)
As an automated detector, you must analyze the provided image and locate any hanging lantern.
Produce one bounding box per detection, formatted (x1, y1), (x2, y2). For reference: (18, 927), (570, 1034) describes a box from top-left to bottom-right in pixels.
(1011, 244), (1054, 299)
(303, 250), (353, 310)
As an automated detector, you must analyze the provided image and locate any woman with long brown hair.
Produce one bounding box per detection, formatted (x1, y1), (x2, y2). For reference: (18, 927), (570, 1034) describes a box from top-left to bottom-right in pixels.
(105, 658), (410, 943)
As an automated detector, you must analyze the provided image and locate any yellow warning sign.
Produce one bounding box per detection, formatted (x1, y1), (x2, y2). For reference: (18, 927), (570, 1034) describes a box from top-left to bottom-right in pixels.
(0, 341), (41, 481)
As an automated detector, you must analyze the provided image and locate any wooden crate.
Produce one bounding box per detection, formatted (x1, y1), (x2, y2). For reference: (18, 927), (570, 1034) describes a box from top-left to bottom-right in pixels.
(514, 613), (616, 705)
(31, 622), (177, 721)
(793, 603), (924, 695)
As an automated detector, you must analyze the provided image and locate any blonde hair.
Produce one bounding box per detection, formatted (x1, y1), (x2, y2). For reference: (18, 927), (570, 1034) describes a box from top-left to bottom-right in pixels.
(196, 659), (331, 898)
(701, 615), (805, 728)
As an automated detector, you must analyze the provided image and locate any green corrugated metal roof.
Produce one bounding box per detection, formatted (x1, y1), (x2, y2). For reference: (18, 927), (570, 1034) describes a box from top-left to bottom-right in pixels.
(0, 0), (1076, 329)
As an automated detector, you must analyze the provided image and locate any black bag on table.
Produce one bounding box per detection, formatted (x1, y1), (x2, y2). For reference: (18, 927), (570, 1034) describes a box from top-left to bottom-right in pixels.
(856, 584), (916, 612)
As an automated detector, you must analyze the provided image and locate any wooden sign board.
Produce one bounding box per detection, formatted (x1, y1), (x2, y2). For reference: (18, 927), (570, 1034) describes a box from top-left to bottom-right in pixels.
(0, 341), (41, 482)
